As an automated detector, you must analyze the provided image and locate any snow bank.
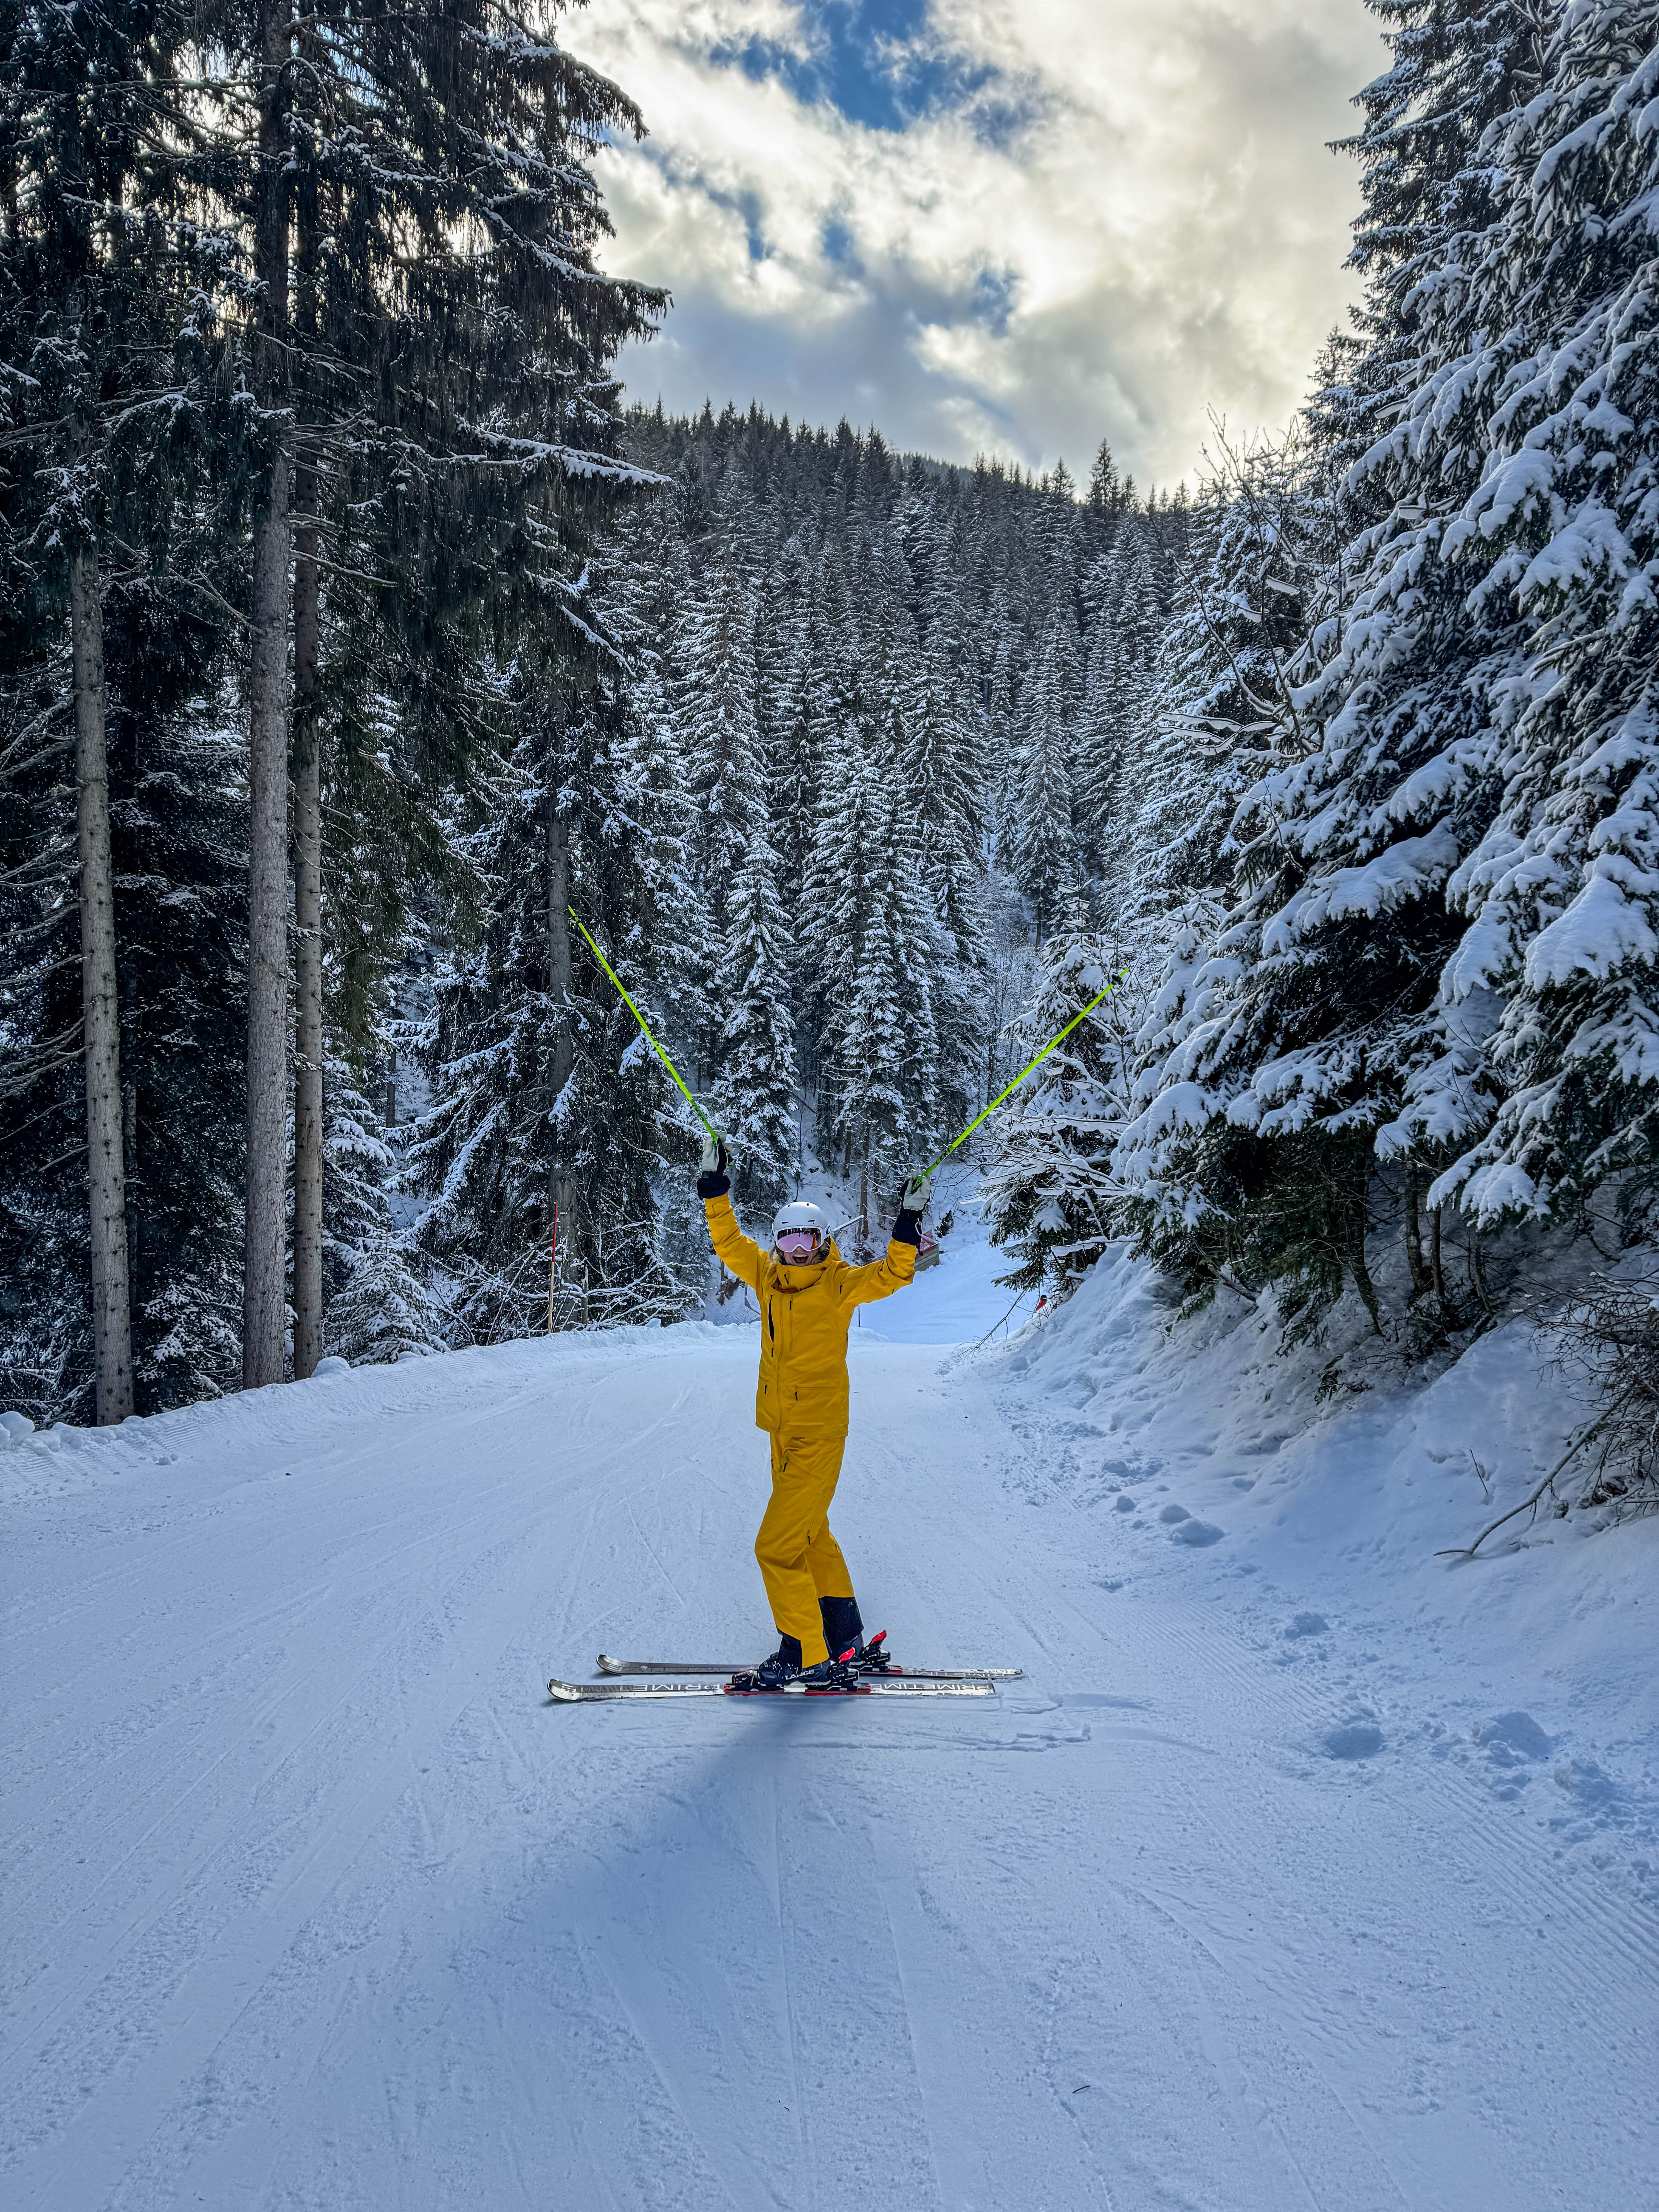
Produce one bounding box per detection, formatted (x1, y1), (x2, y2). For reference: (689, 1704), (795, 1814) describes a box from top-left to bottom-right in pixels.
(984, 1247), (1659, 1907)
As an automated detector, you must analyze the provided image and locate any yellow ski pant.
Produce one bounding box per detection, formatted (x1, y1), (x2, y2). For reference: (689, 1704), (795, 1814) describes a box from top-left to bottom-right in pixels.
(755, 1431), (854, 1667)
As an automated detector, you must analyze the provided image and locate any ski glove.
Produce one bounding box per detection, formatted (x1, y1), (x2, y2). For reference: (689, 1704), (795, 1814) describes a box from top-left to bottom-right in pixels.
(697, 1131), (731, 1199)
(891, 1169), (932, 1247)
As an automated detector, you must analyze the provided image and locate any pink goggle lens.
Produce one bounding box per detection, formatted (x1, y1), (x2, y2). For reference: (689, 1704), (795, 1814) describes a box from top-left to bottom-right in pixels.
(777, 1231), (818, 1257)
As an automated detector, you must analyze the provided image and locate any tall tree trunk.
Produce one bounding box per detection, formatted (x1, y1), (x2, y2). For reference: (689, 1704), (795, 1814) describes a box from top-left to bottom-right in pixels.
(1467, 1224), (1494, 1316)
(1429, 1203), (1456, 1327)
(1404, 1161), (1429, 1300)
(242, 0), (294, 1389)
(291, 468), (322, 1379)
(290, 173), (324, 1380)
(1350, 1239), (1384, 1336)
(69, 548), (134, 1424)
(547, 788), (575, 1271)
(243, 472), (292, 1386)
(124, 1078), (139, 1319)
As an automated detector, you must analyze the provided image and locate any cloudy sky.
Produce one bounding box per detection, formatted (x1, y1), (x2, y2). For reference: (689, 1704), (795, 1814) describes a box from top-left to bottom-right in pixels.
(568, 0), (1388, 489)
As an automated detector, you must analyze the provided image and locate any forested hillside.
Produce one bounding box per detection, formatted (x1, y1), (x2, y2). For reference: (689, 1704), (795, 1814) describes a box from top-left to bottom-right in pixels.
(990, 0), (1659, 1417)
(408, 404), (1190, 1345)
(4, 0), (1656, 1491)
(1, 0), (666, 1413)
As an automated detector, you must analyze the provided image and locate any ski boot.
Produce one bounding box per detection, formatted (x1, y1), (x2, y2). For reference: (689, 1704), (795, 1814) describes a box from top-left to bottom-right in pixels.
(819, 1596), (871, 1666)
(818, 1597), (904, 1675)
(725, 1637), (862, 1696)
(727, 1637), (801, 1693)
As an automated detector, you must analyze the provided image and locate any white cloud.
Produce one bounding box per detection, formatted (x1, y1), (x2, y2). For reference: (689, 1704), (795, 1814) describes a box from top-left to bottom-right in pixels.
(570, 0), (1387, 485)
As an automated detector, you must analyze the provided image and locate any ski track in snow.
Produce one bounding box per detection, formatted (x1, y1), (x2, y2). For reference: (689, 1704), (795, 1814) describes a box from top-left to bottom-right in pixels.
(3, 1298), (1656, 2209)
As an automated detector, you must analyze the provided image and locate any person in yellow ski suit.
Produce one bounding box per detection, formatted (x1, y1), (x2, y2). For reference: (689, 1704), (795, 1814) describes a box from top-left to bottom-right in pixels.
(698, 1135), (931, 1686)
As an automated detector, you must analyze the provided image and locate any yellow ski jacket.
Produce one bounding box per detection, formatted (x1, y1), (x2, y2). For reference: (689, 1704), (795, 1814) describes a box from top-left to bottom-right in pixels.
(704, 1194), (916, 1437)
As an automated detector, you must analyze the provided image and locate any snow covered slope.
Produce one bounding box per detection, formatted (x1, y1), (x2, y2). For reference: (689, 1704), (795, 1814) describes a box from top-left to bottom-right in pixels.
(3, 1269), (1655, 2209)
(991, 1247), (1659, 1894)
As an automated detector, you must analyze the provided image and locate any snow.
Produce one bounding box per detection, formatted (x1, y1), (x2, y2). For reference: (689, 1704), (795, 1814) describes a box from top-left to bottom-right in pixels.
(1525, 866), (1659, 986)
(3, 1246), (1655, 2209)
(859, 1191), (1040, 1346)
(1260, 825), (1461, 948)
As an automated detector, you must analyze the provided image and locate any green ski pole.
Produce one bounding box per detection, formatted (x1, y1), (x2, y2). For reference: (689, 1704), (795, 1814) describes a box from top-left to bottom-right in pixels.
(566, 905), (720, 1145)
(921, 969), (1130, 1179)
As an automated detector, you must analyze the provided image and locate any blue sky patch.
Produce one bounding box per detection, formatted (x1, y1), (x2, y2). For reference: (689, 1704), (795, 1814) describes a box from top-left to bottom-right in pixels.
(970, 268), (1018, 336)
(717, 2), (998, 135)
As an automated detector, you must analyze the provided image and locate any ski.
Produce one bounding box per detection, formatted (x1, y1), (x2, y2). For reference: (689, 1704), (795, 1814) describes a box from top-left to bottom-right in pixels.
(594, 1657), (1021, 1682)
(548, 1676), (996, 1702)
(596, 1632), (1022, 1684)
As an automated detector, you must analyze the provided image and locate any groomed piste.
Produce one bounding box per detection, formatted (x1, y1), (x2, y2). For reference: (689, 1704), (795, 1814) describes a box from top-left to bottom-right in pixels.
(4, 1228), (1654, 2211)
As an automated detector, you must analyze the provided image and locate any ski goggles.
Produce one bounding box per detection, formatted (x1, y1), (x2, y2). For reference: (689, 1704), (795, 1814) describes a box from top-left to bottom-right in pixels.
(775, 1230), (821, 1262)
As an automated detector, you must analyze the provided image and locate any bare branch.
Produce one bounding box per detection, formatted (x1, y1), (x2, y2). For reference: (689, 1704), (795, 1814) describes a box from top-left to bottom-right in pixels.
(1437, 1386), (1638, 1559)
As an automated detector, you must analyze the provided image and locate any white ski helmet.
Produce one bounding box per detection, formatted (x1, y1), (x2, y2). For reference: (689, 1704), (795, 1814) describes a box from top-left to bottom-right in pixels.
(771, 1199), (830, 1260)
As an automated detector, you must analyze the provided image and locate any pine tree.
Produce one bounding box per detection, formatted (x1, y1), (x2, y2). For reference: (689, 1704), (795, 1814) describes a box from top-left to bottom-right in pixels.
(835, 786), (941, 1215)
(798, 701), (874, 1142)
(1080, 438), (1132, 572)
(792, 547), (874, 1124)
(813, 599), (946, 1195)
(319, 1062), (445, 1365)
(907, 638), (991, 1136)
(1153, 0), (1659, 1316)
(1108, 4), (1613, 1336)
(585, 482), (697, 1011)
(1032, 459), (1081, 613)
(1077, 517), (1164, 878)
(157, 0), (672, 1384)
(769, 546), (845, 906)
(0, 0), (213, 1419)
(1009, 605), (1079, 939)
(674, 473), (776, 1101)
(1388, 0), (1659, 1229)
(1107, 431), (1374, 1331)
(714, 835), (798, 1207)
(1111, 435), (1322, 917)
(0, 582), (253, 1421)
(412, 673), (693, 1339)
(982, 929), (1141, 1295)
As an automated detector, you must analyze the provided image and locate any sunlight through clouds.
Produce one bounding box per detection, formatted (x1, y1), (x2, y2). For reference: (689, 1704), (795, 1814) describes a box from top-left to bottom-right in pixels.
(570, 0), (1387, 484)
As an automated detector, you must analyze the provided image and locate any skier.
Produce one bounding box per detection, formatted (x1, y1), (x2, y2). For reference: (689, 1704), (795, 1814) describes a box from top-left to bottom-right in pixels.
(697, 1133), (932, 1693)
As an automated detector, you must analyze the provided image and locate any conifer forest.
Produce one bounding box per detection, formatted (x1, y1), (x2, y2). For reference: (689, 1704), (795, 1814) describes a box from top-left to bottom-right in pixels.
(3, 0), (1657, 1456)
